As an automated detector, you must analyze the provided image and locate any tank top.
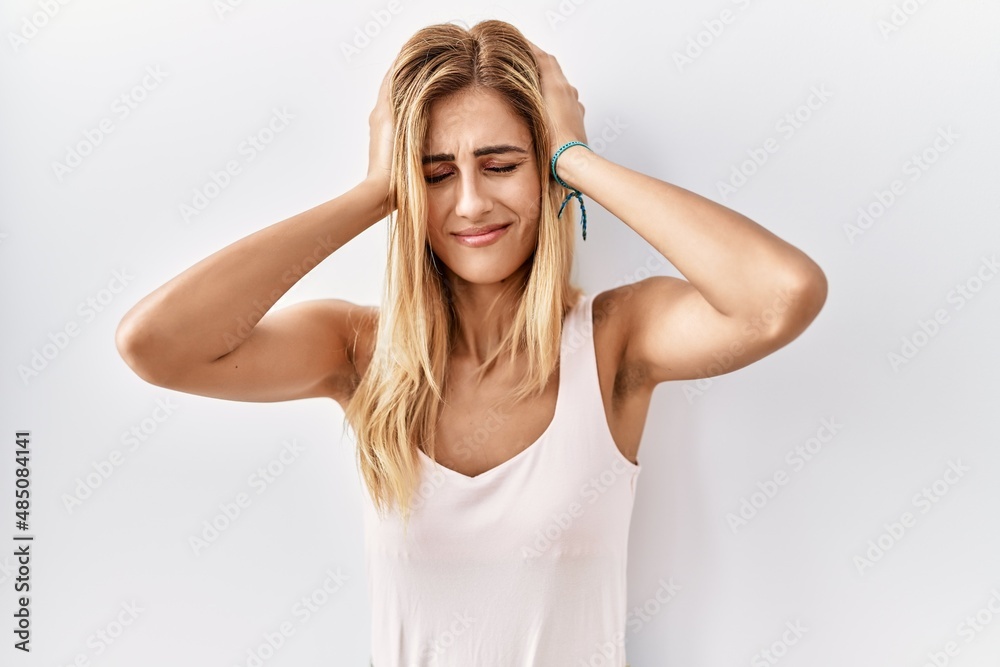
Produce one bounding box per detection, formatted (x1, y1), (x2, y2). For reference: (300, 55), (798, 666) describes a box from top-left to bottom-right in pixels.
(360, 292), (642, 666)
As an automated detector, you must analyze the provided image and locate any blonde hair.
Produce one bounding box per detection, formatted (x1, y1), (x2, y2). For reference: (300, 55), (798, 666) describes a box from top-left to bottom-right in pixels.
(344, 19), (583, 532)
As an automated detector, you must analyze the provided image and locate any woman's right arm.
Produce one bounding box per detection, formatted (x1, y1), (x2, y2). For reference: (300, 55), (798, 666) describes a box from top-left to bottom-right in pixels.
(115, 70), (396, 407)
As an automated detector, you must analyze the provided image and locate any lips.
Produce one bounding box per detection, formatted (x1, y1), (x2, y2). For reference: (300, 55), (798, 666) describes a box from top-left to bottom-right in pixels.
(453, 223), (511, 237)
(451, 223), (511, 248)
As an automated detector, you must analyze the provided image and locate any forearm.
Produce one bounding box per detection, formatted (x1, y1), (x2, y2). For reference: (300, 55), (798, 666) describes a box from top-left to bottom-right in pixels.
(117, 179), (390, 367)
(555, 147), (825, 321)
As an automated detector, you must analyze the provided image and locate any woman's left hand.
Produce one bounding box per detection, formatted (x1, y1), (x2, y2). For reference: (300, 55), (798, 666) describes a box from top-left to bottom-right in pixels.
(526, 39), (588, 158)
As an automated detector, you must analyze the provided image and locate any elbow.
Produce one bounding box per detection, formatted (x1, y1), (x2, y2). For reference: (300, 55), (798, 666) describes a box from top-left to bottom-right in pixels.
(115, 313), (170, 385)
(769, 266), (829, 342)
(793, 264), (828, 317)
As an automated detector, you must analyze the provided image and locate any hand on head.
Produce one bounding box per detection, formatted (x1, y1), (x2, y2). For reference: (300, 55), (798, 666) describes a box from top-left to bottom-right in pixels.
(524, 38), (588, 158)
(366, 66), (395, 201)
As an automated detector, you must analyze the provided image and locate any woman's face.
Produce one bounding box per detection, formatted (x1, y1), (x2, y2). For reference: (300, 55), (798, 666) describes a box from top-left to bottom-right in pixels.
(421, 87), (541, 286)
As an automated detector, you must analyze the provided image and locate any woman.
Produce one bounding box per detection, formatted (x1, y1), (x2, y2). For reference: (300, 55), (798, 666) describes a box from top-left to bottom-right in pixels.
(116, 19), (827, 666)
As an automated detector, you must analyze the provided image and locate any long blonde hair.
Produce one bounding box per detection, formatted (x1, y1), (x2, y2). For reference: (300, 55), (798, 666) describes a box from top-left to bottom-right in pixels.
(344, 19), (583, 531)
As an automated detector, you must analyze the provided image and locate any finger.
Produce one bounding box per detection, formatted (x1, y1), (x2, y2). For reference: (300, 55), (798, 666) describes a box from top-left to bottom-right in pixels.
(525, 39), (557, 72)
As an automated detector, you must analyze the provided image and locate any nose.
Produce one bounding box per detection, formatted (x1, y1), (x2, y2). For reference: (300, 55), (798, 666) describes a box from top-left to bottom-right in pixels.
(453, 170), (494, 221)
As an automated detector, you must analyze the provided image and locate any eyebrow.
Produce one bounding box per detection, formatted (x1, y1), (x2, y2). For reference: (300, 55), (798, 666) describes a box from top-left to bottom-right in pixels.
(421, 144), (528, 165)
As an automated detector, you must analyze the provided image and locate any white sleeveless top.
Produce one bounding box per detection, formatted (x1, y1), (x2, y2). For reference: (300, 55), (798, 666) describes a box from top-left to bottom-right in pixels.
(360, 292), (642, 666)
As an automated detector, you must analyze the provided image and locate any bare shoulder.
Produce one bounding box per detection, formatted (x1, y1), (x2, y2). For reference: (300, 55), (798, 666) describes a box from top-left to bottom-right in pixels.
(592, 276), (694, 391)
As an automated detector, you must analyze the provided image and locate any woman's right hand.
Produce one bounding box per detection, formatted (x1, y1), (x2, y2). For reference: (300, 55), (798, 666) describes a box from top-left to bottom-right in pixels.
(365, 65), (395, 203)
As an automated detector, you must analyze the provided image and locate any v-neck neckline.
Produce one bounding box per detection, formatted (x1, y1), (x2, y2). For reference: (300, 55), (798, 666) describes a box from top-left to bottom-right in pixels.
(416, 295), (580, 483)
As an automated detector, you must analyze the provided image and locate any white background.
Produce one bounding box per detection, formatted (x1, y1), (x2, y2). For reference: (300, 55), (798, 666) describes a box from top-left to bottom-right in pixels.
(2, 0), (999, 665)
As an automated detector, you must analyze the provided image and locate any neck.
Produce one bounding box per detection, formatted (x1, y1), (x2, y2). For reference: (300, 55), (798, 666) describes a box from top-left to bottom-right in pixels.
(446, 260), (530, 367)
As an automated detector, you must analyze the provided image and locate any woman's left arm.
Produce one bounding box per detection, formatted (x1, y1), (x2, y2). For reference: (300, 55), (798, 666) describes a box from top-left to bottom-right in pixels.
(530, 40), (828, 384)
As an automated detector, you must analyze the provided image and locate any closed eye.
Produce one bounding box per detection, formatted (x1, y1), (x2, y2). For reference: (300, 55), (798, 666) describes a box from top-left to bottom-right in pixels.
(425, 163), (520, 184)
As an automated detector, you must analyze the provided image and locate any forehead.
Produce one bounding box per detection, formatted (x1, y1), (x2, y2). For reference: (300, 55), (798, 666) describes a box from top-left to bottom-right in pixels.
(424, 88), (531, 155)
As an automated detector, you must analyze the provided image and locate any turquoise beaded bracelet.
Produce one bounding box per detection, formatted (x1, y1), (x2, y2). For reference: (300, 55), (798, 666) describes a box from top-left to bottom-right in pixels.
(550, 141), (593, 241)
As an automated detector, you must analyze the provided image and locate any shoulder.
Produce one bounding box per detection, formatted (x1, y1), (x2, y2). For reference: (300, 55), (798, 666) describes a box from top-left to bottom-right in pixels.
(296, 299), (378, 407)
(299, 298), (378, 352)
(591, 276), (685, 335)
(590, 277), (687, 394)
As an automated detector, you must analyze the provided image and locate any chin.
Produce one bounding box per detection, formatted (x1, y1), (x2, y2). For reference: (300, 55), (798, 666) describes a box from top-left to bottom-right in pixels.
(440, 253), (534, 287)
(447, 265), (518, 286)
